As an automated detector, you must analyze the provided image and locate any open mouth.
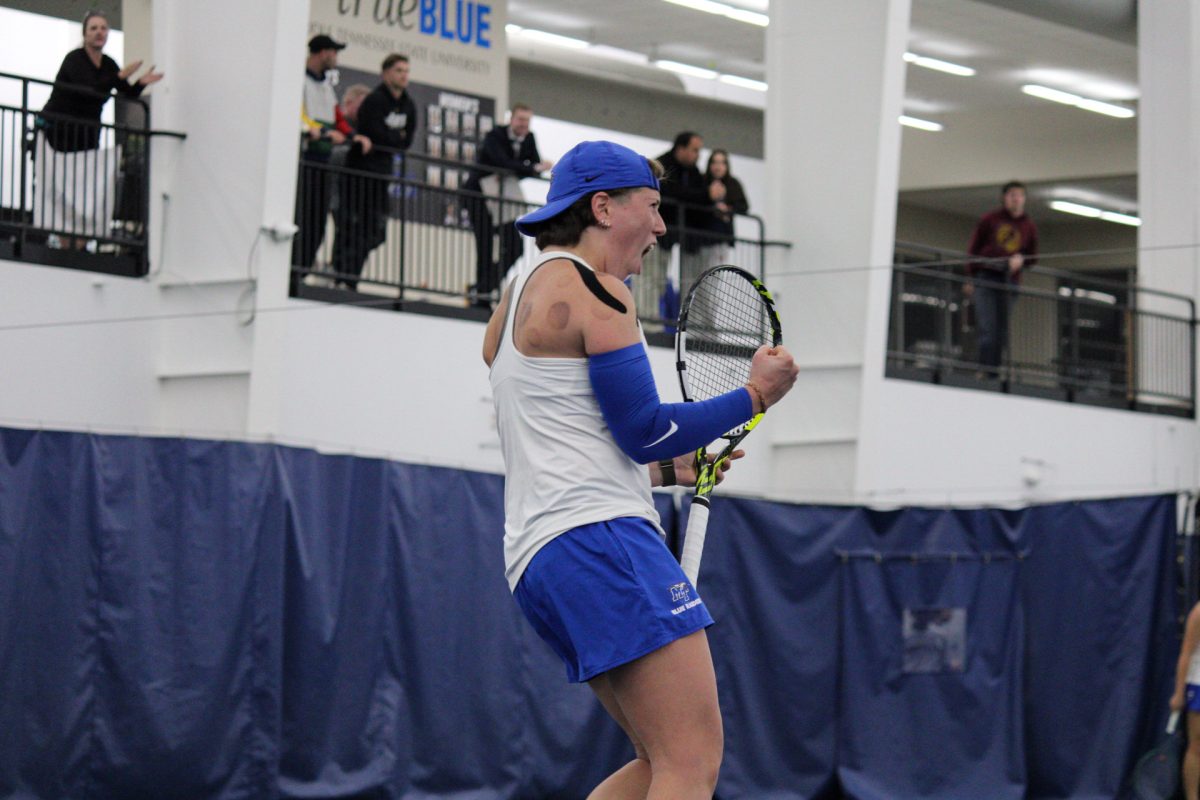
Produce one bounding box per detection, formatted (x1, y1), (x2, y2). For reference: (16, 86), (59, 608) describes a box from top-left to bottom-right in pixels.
(642, 242), (657, 257)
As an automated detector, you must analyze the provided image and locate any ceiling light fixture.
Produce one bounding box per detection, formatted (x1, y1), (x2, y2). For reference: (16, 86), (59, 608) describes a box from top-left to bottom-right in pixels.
(588, 44), (651, 65)
(654, 59), (720, 80)
(903, 52), (975, 77)
(899, 115), (943, 132)
(662, 0), (769, 27)
(1050, 200), (1141, 226)
(719, 74), (768, 91)
(508, 26), (590, 50)
(1022, 85), (1135, 118)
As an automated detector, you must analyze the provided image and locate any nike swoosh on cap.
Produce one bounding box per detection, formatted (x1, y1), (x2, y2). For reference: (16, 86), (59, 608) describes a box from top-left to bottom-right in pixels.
(645, 420), (678, 448)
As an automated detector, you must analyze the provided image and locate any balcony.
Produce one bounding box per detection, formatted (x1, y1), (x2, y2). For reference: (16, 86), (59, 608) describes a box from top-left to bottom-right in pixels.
(887, 241), (1195, 416)
(287, 147), (788, 341)
(0, 71), (184, 277)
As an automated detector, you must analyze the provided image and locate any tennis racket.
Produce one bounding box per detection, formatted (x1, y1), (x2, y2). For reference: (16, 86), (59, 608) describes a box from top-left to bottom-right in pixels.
(1130, 711), (1182, 800)
(675, 265), (782, 588)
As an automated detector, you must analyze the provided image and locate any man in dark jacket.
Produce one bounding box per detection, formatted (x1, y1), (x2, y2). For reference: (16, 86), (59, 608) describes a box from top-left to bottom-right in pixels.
(332, 53), (417, 289)
(965, 180), (1039, 375)
(656, 132), (722, 254)
(463, 103), (552, 307)
(654, 132), (724, 320)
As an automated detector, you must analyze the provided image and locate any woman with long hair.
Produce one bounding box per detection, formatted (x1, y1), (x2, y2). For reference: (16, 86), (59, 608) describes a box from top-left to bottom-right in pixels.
(703, 149), (749, 262)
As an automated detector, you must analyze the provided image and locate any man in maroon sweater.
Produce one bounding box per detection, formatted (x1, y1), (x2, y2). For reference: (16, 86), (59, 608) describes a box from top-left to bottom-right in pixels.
(965, 181), (1039, 375)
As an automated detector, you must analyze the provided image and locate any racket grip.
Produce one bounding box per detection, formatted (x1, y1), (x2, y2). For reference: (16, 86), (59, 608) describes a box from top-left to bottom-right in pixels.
(680, 497), (710, 587)
(1168, 710), (1180, 734)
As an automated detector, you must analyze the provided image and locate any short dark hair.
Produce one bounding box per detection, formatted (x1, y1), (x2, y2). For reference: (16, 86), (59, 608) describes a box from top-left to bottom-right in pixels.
(672, 131), (700, 151)
(382, 53), (409, 71)
(1002, 180), (1026, 195)
(529, 159), (666, 249)
(82, 9), (108, 34)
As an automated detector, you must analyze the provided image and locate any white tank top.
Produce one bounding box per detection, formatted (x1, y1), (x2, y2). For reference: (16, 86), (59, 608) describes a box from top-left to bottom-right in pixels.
(490, 250), (663, 590)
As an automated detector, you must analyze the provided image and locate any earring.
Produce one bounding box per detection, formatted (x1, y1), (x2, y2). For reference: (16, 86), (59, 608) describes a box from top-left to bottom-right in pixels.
(601, 220), (611, 228)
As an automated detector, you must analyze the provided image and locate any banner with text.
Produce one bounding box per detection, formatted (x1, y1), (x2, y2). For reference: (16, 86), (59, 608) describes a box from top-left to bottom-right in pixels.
(308, 0), (508, 105)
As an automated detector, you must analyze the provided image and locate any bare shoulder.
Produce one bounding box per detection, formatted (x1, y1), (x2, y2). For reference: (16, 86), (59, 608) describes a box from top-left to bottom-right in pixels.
(482, 283), (513, 367)
(514, 257), (639, 357)
(512, 258), (591, 358)
(578, 271), (639, 355)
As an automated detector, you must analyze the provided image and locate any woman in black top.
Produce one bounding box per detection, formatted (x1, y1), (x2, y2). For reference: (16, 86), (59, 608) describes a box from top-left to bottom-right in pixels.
(40, 11), (163, 152)
(703, 149), (749, 244)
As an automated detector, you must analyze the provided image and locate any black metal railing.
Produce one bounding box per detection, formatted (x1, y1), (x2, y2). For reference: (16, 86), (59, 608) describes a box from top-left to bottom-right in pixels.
(887, 241), (1196, 416)
(289, 146), (785, 333)
(0, 71), (184, 277)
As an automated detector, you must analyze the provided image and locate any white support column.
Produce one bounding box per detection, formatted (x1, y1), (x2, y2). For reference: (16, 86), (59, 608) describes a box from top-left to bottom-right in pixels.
(1137, 3), (1200, 410)
(764, 0), (911, 500)
(145, 0), (309, 435)
(149, 0), (307, 284)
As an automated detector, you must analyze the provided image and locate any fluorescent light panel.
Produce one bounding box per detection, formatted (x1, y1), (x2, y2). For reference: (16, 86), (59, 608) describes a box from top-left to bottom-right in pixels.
(1097, 210), (1141, 226)
(718, 74), (768, 91)
(512, 27), (589, 49)
(662, 0), (769, 26)
(1050, 200), (1141, 226)
(903, 52), (975, 77)
(899, 115), (943, 132)
(588, 44), (650, 65)
(1022, 84), (1135, 118)
(654, 59), (719, 79)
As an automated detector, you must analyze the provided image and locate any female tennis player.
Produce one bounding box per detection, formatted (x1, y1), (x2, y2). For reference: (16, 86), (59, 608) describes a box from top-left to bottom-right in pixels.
(1171, 600), (1200, 800)
(482, 140), (797, 799)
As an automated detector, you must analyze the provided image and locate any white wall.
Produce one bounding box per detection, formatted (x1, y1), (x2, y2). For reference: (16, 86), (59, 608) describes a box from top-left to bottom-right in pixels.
(857, 378), (1197, 506)
(0, 259), (254, 438)
(0, 260), (157, 432)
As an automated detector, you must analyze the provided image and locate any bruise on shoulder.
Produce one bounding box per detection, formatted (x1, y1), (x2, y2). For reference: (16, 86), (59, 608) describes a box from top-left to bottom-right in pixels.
(514, 295), (549, 349)
(547, 301), (571, 330)
(515, 297), (534, 333)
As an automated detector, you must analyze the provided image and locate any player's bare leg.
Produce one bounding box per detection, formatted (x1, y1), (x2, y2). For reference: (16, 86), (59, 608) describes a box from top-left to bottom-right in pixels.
(1185, 712), (1200, 800)
(601, 629), (722, 800)
(587, 673), (651, 799)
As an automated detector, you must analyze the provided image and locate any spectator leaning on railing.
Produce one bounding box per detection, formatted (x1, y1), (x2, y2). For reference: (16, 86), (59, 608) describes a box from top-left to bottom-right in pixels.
(463, 103), (553, 309)
(331, 53), (417, 290)
(35, 10), (163, 246)
(39, 10), (163, 151)
(293, 34), (350, 270)
(964, 180), (1039, 377)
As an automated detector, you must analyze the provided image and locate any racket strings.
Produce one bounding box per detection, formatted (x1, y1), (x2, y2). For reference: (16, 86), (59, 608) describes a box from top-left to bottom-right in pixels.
(682, 270), (772, 405)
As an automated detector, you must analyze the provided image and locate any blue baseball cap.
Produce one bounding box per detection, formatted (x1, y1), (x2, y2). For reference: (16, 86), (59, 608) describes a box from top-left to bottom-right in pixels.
(516, 140), (660, 236)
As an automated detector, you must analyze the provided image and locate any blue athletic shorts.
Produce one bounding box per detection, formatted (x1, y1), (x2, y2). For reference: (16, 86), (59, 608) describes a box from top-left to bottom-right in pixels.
(513, 517), (715, 683)
(1187, 684), (1200, 712)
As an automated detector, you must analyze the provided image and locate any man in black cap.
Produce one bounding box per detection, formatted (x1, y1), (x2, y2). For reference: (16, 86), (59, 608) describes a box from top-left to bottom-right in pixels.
(293, 34), (349, 270)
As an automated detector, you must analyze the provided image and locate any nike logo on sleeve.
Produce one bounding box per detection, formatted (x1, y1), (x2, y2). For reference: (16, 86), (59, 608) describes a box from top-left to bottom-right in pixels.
(645, 420), (679, 448)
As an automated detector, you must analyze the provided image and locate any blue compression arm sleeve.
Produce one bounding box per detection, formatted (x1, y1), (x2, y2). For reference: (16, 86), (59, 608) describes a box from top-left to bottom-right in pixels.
(589, 343), (753, 463)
